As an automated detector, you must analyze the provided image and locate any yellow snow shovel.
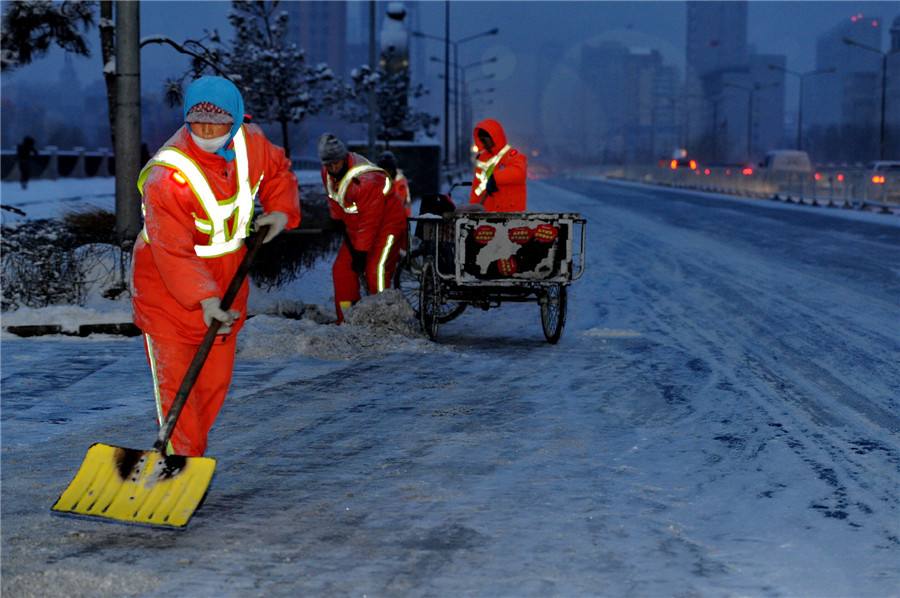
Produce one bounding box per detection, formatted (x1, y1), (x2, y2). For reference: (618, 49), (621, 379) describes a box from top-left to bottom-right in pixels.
(51, 226), (270, 529)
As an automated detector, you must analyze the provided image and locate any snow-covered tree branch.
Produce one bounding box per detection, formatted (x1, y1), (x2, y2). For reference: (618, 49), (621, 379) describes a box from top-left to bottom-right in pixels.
(1, 0), (95, 72)
(345, 65), (439, 144)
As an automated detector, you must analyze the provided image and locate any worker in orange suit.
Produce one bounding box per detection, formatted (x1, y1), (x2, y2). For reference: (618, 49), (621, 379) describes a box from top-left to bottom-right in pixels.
(131, 76), (301, 456)
(319, 134), (407, 323)
(469, 118), (528, 212)
(378, 150), (413, 217)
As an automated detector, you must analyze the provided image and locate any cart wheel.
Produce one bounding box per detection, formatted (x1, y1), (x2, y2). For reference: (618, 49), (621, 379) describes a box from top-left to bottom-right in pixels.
(437, 301), (467, 323)
(396, 253), (421, 316)
(398, 252), (466, 323)
(540, 284), (567, 344)
(419, 262), (440, 340)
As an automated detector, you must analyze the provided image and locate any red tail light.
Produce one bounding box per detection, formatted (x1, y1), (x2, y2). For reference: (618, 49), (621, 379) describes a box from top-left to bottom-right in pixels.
(837, 173), (845, 182)
(670, 159), (678, 170)
(689, 160), (697, 170)
(814, 172), (822, 181)
(872, 175), (886, 184)
(704, 168), (711, 175)
(742, 167), (753, 176)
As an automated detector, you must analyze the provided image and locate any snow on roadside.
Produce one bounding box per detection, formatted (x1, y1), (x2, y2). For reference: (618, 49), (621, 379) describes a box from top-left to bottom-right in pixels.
(0, 303), (131, 334)
(238, 290), (442, 361)
(589, 175), (900, 227)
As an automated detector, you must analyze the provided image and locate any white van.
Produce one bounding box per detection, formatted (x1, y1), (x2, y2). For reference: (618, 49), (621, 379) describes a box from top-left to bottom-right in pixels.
(761, 150), (812, 174)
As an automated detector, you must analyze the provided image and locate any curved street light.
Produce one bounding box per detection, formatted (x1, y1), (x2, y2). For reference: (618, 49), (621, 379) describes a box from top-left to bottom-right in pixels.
(842, 36), (898, 160)
(768, 64), (835, 151)
(413, 25), (500, 166)
(723, 81), (780, 160)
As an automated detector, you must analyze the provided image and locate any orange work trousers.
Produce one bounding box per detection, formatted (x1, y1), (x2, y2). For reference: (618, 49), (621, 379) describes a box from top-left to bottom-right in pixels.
(332, 230), (404, 323)
(143, 333), (236, 456)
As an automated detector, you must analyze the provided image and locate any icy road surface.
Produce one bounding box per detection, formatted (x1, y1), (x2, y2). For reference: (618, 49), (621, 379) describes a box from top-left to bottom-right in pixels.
(3, 179), (899, 597)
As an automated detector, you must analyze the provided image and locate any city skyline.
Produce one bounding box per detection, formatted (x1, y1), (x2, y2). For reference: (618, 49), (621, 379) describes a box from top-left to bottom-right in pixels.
(2, 1), (897, 162)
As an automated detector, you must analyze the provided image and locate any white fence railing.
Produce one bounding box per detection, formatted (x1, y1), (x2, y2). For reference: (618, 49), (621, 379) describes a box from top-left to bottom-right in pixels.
(1, 148), (114, 181)
(598, 165), (900, 212)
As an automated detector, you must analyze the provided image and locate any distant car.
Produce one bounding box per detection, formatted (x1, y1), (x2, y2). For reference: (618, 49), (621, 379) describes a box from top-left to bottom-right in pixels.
(867, 161), (900, 185)
(866, 161), (900, 203)
(662, 157), (698, 170)
(760, 150), (812, 175)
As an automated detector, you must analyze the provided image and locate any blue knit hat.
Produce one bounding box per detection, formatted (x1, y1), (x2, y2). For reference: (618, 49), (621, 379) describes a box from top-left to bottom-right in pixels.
(183, 76), (245, 162)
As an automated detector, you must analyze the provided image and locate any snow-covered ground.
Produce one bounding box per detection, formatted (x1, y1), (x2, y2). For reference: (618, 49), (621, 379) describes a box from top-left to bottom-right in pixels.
(2, 178), (899, 597)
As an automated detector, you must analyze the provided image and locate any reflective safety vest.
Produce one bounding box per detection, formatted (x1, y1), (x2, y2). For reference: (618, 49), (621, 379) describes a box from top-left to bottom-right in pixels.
(473, 144), (511, 198)
(137, 126), (261, 258)
(396, 171), (411, 203)
(326, 161), (392, 214)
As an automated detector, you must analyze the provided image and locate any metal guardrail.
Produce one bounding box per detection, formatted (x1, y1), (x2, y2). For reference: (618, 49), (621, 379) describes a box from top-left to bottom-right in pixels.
(603, 165), (900, 214)
(1, 148), (114, 181)
(2, 150), (324, 181)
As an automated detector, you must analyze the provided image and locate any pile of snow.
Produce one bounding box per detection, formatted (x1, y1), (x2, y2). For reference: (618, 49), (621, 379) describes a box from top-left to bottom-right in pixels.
(238, 290), (438, 361)
(0, 303), (131, 335)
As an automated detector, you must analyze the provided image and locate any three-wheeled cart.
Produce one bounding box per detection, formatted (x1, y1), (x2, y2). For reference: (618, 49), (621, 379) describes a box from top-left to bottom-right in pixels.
(397, 190), (586, 343)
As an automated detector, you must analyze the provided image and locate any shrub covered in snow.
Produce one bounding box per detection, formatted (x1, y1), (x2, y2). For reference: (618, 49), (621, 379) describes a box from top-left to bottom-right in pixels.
(1, 218), (82, 310)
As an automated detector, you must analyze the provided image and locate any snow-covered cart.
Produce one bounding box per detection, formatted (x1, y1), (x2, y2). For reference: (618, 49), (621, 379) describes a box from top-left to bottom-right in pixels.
(398, 190), (586, 343)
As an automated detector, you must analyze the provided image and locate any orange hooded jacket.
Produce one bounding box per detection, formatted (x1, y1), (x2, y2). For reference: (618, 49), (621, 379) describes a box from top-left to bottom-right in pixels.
(469, 118), (527, 212)
(321, 152), (407, 252)
(132, 124), (301, 344)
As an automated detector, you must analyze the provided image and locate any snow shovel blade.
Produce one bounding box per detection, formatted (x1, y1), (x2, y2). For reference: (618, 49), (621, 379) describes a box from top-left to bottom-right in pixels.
(51, 443), (215, 529)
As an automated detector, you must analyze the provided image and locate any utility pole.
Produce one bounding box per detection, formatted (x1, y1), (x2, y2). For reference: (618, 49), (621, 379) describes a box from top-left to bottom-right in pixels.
(368, 0), (377, 159)
(724, 81), (779, 162)
(443, 1), (450, 167)
(842, 37), (897, 161)
(768, 64), (835, 151)
(114, 0), (141, 248)
(412, 19), (498, 170)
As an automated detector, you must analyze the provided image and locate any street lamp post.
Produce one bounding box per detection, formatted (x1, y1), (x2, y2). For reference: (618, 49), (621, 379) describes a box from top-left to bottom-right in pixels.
(842, 36), (898, 160)
(434, 56), (497, 164)
(723, 81), (780, 161)
(413, 25), (498, 168)
(768, 64), (835, 151)
(444, 2), (450, 167)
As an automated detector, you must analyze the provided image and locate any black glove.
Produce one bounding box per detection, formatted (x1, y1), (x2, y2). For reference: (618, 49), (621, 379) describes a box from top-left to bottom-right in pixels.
(351, 249), (368, 274)
(327, 219), (346, 234)
(486, 174), (499, 195)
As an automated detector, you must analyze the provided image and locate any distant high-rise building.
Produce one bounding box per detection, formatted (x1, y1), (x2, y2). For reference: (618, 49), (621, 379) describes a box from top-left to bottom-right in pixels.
(578, 42), (679, 163)
(685, 1), (749, 160)
(892, 14), (900, 51)
(652, 64), (680, 158)
(284, 2), (348, 75)
(888, 15), (900, 157)
(807, 12), (882, 131)
(686, 1), (748, 79)
(749, 54), (786, 155)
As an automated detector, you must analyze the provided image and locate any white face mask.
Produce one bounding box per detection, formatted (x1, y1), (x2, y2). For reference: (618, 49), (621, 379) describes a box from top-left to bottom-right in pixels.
(190, 131), (230, 153)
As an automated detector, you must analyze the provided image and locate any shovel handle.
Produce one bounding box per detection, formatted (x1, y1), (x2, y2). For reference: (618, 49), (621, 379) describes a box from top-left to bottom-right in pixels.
(154, 225), (270, 453)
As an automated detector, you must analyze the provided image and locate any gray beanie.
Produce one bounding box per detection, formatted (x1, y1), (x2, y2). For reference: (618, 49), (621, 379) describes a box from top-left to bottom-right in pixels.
(318, 133), (347, 163)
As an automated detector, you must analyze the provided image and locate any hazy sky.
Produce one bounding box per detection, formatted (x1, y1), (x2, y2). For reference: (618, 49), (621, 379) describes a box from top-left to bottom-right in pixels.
(2, 1), (897, 147)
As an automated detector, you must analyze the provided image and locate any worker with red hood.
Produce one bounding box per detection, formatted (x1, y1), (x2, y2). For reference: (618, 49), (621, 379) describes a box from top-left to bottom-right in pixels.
(319, 134), (407, 323)
(132, 76), (301, 456)
(469, 118), (527, 212)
